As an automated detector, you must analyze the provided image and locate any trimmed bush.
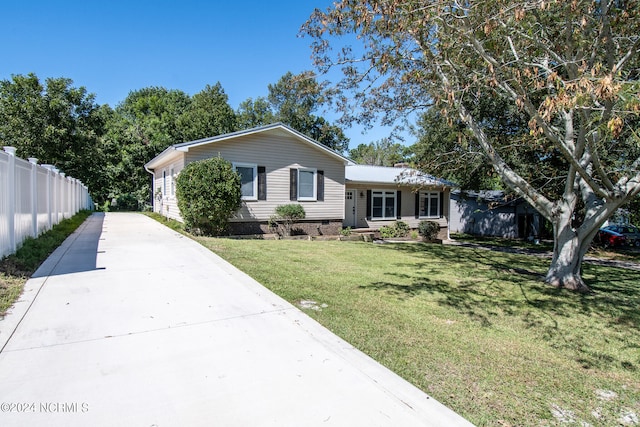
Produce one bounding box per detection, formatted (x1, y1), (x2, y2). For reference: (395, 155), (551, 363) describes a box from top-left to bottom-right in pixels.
(418, 220), (440, 241)
(270, 204), (306, 237)
(176, 157), (242, 236)
(379, 221), (410, 238)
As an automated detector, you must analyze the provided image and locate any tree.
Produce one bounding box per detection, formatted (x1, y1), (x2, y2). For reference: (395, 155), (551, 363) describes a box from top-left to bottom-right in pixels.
(236, 97), (276, 129)
(103, 87), (192, 208)
(349, 138), (407, 166)
(237, 72), (350, 153)
(411, 94), (549, 191)
(0, 73), (107, 200)
(175, 157), (242, 236)
(304, 0), (640, 292)
(178, 83), (237, 141)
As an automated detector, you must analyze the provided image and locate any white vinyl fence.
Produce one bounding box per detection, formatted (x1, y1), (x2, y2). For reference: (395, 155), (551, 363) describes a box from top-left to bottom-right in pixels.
(0, 146), (93, 259)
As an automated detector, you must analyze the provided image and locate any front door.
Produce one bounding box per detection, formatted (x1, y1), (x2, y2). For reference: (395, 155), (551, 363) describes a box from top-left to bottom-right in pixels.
(345, 190), (357, 227)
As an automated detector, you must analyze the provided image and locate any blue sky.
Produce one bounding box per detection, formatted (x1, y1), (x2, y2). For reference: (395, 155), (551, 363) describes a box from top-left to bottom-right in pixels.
(1, 0), (404, 148)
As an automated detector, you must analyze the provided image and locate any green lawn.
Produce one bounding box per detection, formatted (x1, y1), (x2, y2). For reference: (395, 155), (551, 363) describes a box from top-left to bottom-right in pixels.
(198, 236), (640, 426)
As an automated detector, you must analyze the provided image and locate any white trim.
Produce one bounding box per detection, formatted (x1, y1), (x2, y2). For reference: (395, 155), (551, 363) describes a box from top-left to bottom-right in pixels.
(419, 191), (441, 218)
(297, 168), (317, 201)
(371, 189), (396, 220)
(233, 162), (258, 201)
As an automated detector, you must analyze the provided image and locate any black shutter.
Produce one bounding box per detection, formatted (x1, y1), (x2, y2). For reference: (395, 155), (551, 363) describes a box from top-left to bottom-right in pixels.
(366, 190), (372, 220)
(317, 170), (324, 201)
(415, 192), (420, 218)
(290, 169), (297, 201)
(258, 166), (266, 200)
(396, 190), (402, 219)
(440, 192), (444, 218)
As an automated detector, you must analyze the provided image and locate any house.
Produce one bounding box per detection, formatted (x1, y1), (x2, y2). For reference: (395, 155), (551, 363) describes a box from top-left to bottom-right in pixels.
(449, 190), (546, 239)
(344, 164), (454, 240)
(144, 123), (454, 238)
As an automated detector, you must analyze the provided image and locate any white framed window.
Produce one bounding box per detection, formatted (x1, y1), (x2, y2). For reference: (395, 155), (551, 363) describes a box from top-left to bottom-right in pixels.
(420, 191), (441, 218)
(297, 168), (317, 201)
(233, 163), (258, 201)
(372, 190), (396, 219)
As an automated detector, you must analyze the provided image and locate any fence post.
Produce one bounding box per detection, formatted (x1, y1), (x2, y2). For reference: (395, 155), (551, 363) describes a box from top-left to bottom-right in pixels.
(53, 167), (59, 223)
(3, 147), (17, 254)
(28, 157), (38, 237)
(42, 165), (54, 230)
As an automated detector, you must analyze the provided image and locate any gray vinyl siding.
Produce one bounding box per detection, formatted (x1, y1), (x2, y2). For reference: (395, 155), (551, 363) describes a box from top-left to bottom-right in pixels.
(185, 132), (345, 222)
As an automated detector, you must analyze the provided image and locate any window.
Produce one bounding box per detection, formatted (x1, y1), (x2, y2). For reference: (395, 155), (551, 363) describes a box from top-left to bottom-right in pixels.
(233, 163), (258, 201)
(170, 168), (175, 196)
(298, 168), (316, 201)
(162, 170), (167, 195)
(420, 192), (441, 218)
(372, 191), (396, 219)
(290, 168), (323, 202)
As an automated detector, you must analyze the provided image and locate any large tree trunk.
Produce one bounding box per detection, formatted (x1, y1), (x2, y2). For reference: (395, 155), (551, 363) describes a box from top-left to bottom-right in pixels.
(545, 204), (594, 293)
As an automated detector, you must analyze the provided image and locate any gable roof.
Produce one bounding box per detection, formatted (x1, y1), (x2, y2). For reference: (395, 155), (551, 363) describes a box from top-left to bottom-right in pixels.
(346, 164), (456, 188)
(145, 122), (352, 170)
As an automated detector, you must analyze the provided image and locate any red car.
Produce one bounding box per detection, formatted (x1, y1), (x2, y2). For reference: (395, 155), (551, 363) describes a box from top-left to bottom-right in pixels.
(595, 228), (627, 248)
(601, 224), (640, 247)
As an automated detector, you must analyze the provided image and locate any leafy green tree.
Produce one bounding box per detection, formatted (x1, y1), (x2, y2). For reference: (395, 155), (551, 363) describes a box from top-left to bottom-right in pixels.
(304, 0), (640, 292)
(237, 97), (276, 130)
(0, 73), (106, 200)
(238, 72), (349, 153)
(175, 157), (242, 235)
(178, 83), (237, 141)
(103, 87), (192, 208)
(349, 138), (407, 166)
(410, 94), (545, 191)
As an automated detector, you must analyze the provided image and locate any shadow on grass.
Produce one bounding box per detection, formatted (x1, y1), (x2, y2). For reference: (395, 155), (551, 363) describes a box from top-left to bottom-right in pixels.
(359, 242), (640, 370)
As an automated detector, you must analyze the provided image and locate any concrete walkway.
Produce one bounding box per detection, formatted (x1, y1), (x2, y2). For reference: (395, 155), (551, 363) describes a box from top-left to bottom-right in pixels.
(0, 213), (473, 427)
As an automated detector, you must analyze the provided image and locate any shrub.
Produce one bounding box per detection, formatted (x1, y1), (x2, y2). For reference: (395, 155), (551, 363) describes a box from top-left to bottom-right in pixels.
(418, 220), (440, 241)
(176, 157), (242, 236)
(393, 220), (410, 237)
(270, 204), (306, 237)
(379, 225), (396, 238)
(379, 221), (410, 238)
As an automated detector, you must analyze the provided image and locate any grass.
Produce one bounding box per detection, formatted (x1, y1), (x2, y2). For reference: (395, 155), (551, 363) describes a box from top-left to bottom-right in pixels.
(0, 210), (92, 316)
(195, 236), (640, 426)
(453, 232), (640, 263)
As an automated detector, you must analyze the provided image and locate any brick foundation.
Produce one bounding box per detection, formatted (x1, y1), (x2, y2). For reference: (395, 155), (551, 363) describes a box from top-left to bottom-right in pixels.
(228, 220), (343, 237)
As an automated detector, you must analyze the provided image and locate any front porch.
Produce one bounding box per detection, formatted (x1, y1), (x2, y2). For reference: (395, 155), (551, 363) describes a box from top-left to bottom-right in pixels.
(343, 186), (451, 241)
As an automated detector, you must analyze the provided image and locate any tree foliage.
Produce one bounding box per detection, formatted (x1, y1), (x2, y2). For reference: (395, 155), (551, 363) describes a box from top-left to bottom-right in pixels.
(175, 157), (242, 236)
(178, 83), (238, 141)
(349, 137), (407, 166)
(237, 72), (349, 152)
(100, 87), (191, 208)
(304, 0), (640, 292)
(0, 73), (107, 199)
(411, 94), (559, 192)
(101, 84), (237, 209)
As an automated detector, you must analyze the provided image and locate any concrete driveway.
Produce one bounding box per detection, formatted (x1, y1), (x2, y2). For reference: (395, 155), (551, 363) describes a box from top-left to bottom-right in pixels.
(0, 212), (473, 426)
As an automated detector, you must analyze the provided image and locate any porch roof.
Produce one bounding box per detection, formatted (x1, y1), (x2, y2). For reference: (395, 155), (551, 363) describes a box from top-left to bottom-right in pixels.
(345, 165), (456, 188)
